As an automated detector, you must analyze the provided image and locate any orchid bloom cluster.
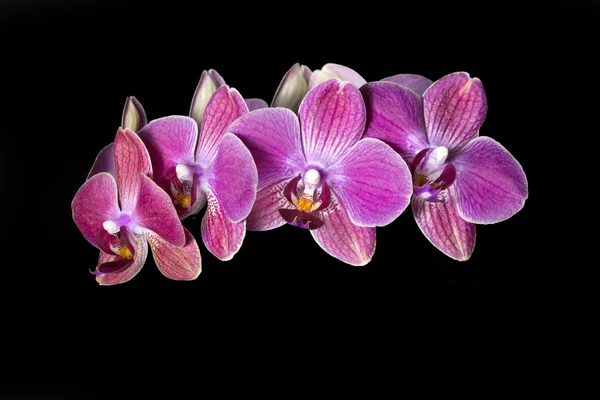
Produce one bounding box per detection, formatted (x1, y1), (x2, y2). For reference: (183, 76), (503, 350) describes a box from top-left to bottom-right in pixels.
(72, 63), (528, 285)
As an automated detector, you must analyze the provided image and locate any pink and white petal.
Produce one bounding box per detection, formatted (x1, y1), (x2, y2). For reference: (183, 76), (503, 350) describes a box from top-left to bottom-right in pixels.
(201, 191), (246, 261)
(113, 128), (153, 212)
(423, 72), (487, 151)
(381, 74), (433, 97)
(361, 81), (429, 162)
(137, 116), (198, 182)
(298, 78), (366, 167)
(245, 98), (268, 111)
(451, 136), (528, 224)
(309, 63), (367, 89)
(144, 228), (201, 281)
(121, 96), (147, 132)
(189, 70), (222, 128)
(327, 138), (413, 227)
(310, 197), (376, 266)
(132, 173), (185, 246)
(206, 133), (258, 223)
(72, 172), (120, 247)
(412, 190), (476, 261)
(87, 142), (116, 180)
(96, 234), (149, 286)
(246, 178), (295, 231)
(228, 107), (306, 191)
(196, 86), (249, 163)
(271, 63), (311, 113)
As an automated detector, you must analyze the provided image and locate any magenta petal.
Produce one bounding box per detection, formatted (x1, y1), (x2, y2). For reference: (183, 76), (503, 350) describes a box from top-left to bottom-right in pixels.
(87, 142), (116, 180)
(327, 138), (412, 227)
(144, 227), (201, 280)
(121, 96), (147, 132)
(201, 191), (246, 261)
(279, 209), (324, 230)
(423, 72), (487, 151)
(72, 172), (120, 248)
(137, 116), (198, 183)
(245, 98), (268, 111)
(96, 233), (149, 285)
(271, 63), (311, 113)
(189, 69), (224, 128)
(246, 179), (294, 231)
(196, 86), (249, 163)
(309, 63), (367, 89)
(207, 133), (258, 223)
(412, 189), (476, 261)
(361, 81), (429, 162)
(310, 197), (375, 266)
(132, 173), (185, 246)
(113, 128), (153, 212)
(91, 258), (132, 275)
(381, 74), (433, 97)
(452, 136), (528, 224)
(298, 78), (366, 167)
(228, 107), (306, 190)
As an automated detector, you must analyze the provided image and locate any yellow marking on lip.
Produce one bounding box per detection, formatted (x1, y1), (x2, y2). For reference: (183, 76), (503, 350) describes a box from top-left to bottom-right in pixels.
(295, 197), (314, 212)
(119, 246), (133, 260)
(176, 192), (191, 209)
(414, 174), (428, 186)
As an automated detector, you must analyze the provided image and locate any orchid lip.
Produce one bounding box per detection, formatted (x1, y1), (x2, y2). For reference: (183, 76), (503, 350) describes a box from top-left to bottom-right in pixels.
(411, 146), (456, 202)
(280, 171), (331, 230)
(103, 212), (135, 234)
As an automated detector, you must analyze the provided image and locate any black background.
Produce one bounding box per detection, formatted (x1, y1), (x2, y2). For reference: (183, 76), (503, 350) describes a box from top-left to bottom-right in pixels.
(1, 0), (588, 395)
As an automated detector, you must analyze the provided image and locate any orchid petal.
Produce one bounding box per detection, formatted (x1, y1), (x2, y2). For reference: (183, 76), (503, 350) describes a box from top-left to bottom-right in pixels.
(87, 142), (116, 180)
(309, 63), (367, 89)
(451, 136), (528, 224)
(327, 138), (412, 227)
(361, 81), (429, 162)
(245, 98), (268, 111)
(121, 96), (147, 132)
(381, 74), (433, 97)
(144, 228), (201, 281)
(96, 233), (149, 285)
(310, 196), (375, 266)
(196, 86), (248, 163)
(246, 178), (294, 231)
(271, 63), (311, 113)
(412, 189), (475, 261)
(72, 172), (119, 248)
(229, 107), (305, 191)
(298, 78), (366, 167)
(206, 133), (257, 223)
(201, 191), (246, 261)
(189, 69), (224, 128)
(132, 173), (185, 247)
(114, 128), (152, 212)
(137, 116), (198, 183)
(423, 72), (487, 151)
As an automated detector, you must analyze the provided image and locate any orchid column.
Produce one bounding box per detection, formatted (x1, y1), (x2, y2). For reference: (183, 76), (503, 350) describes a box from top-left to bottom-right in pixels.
(229, 78), (413, 265)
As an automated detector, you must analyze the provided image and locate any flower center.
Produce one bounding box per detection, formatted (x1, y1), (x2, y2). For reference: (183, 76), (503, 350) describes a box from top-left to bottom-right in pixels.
(410, 146), (456, 202)
(279, 169), (331, 230)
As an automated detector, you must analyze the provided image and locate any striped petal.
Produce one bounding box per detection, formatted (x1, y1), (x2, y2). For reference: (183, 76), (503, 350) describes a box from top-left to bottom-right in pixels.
(452, 136), (528, 224)
(96, 233), (149, 285)
(201, 191), (246, 261)
(196, 86), (249, 164)
(113, 128), (152, 212)
(87, 143), (116, 180)
(361, 81), (429, 163)
(144, 228), (201, 281)
(310, 196), (375, 266)
(298, 78), (366, 167)
(423, 72), (487, 151)
(327, 138), (412, 227)
(228, 107), (306, 191)
(246, 178), (295, 231)
(412, 189), (475, 261)
(72, 172), (120, 248)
